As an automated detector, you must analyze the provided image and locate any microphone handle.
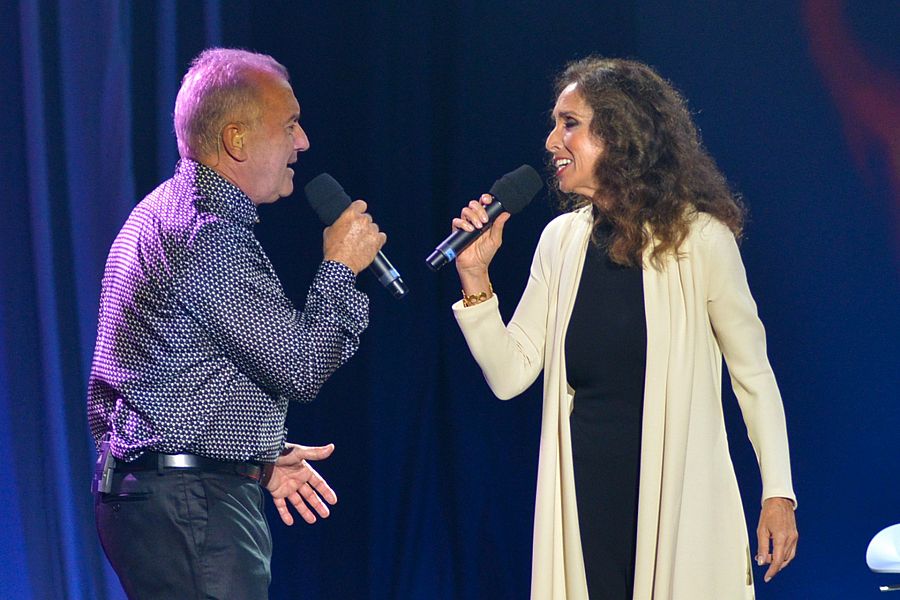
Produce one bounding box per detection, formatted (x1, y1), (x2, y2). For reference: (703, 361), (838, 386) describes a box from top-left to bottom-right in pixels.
(369, 252), (409, 299)
(426, 200), (506, 271)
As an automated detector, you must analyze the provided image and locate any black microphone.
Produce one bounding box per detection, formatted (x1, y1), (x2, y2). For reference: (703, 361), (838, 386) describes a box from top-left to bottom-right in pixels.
(305, 174), (409, 300)
(425, 165), (543, 271)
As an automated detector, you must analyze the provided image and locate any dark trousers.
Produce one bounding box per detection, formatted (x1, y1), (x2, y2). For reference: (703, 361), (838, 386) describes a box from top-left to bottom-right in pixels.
(95, 468), (272, 600)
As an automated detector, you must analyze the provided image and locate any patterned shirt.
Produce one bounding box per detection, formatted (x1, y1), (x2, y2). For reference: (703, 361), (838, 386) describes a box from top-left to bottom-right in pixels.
(87, 159), (368, 463)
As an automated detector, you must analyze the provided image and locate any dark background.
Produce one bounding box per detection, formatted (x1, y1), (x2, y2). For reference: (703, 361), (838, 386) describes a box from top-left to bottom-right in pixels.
(1, 1), (898, 598)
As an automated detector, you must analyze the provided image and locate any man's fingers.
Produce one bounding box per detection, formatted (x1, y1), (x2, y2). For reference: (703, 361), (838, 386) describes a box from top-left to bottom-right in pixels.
(274, 497), (295, 527)
(307, 467), (338, 504)
(333, 200), (367, 224)
(299, 482), (331, 518)
(291, 443), (334, 461)
(290, 490), (318, 524)
(273, 484), (331, 525)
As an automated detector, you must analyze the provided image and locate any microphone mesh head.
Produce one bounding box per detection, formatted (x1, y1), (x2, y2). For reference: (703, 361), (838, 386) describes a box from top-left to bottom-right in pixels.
(304, 173), (351, 225)
(489, 165), (543, 214)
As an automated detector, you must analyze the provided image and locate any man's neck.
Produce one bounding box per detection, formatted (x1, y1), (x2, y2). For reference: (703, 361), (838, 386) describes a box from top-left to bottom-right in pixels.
(191, 154), (249, 200)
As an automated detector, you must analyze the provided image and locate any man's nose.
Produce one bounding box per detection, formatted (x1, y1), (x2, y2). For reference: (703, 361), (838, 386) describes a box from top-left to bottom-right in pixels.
(294, 125), (310, 152)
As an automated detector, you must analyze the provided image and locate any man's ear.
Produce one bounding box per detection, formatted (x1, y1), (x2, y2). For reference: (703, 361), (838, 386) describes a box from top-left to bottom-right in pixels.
(221, 123), (247, 161)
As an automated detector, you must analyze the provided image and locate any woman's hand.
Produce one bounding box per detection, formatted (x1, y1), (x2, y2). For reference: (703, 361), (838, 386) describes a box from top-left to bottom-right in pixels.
(452, 194), (511, 295)
(756, 497), (798, 582)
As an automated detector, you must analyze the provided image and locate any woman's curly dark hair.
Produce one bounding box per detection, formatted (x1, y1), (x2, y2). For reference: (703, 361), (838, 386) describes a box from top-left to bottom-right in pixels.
(553, 56), (745, 268)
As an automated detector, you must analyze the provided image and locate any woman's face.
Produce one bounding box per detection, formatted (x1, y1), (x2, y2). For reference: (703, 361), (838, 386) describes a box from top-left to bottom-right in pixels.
(545, 82), (604, 198)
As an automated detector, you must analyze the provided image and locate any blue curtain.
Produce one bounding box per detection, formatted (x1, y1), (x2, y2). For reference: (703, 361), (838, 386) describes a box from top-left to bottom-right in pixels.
(2, 1), (897, 598)
(1, 1), (221, 598)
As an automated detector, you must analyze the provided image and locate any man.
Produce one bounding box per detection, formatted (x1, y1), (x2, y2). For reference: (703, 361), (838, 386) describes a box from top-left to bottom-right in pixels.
(87, 48), (384, 598)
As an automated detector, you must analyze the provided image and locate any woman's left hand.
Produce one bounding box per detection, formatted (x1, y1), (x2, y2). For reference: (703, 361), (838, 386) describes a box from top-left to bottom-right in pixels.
(756, 497), (798, 582)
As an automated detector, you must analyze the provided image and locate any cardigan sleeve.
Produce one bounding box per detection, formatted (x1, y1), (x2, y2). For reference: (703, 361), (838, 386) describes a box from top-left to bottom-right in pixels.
(452, 227), (554, 400)
(704, 220), (797, 507)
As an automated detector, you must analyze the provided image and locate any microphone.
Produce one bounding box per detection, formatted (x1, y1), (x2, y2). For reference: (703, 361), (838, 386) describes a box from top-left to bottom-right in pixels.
(425, 165), (543, 271)
(305, 174), (409, 300)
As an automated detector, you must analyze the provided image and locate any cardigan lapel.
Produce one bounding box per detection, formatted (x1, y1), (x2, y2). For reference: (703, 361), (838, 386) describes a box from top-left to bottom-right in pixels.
(549, 209), (592, 597)
(633, 244), (673, 599)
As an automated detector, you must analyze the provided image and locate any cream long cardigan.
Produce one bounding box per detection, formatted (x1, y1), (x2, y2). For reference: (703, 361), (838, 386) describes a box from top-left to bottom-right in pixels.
(453, 207), (796, 599)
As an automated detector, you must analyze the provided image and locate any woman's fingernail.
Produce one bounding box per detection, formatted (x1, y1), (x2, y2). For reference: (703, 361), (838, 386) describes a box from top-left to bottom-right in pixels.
(756, 556), (765, 566)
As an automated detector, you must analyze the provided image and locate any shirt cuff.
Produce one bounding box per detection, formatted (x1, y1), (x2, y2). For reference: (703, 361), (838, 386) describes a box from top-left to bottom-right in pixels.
(319, 260), (357, 284)
(311, 260), (369, 337)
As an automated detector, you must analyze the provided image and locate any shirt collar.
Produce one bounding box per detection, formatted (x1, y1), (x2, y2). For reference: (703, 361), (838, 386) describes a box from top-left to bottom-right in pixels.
(177, 158), (260, 226)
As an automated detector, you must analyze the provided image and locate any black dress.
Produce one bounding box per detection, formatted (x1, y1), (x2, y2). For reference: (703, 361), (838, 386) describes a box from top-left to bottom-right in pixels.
(565, 220), (647, 600)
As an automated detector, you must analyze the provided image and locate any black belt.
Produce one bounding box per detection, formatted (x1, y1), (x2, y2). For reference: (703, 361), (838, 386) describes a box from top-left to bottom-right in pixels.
(118, 452), (269, 484)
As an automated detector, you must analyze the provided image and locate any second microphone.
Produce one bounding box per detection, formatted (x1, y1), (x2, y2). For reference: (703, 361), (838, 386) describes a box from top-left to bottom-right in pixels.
(425, 165), (543, 271)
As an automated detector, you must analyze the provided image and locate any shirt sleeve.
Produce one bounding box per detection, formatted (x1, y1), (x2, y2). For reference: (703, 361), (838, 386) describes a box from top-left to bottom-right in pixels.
(171, 219), (369, 402)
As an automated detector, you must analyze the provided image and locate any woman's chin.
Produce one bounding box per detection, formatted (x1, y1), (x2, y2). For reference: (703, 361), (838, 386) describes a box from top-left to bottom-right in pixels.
(556, 180), (574, 194)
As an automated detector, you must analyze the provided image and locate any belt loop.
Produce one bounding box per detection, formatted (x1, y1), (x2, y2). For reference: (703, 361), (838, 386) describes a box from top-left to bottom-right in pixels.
(157, 453), (165, 474)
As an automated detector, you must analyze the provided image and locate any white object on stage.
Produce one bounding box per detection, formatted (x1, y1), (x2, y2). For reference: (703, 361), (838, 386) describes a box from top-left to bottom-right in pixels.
(867, 523), (900, 592)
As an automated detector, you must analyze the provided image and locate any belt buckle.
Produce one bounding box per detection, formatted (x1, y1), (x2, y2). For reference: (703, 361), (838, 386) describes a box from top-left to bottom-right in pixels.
(163, 454), (196, 469)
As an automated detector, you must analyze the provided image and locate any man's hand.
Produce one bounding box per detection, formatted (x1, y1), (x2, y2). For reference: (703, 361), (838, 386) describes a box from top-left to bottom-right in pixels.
(265, 442), (338, 526)
(756, 496), (798, 582)
(323, 200), (386, 274)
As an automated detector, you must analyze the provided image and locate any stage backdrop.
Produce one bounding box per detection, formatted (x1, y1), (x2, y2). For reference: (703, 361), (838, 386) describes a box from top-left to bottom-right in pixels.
(1, 1), (897, 598)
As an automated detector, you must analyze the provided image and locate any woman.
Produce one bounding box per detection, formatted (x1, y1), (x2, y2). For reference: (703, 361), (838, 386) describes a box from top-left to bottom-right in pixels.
(450, 57), (798, 599)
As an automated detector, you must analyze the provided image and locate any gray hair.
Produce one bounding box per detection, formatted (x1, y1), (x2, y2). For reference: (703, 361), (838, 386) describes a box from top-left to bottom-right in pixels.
(174, 48), (290, 159)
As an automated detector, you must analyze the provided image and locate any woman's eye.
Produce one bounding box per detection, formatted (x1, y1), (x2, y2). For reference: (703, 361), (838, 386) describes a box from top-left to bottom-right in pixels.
(564, 120), (578, 129)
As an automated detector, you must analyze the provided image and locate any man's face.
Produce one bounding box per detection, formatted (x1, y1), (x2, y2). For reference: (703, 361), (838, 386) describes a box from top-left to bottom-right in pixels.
(241, 74), (310, 205)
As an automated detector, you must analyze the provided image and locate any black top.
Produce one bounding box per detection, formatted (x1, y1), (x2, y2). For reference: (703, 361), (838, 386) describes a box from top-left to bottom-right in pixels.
(565, 220), (647, 599)
(88, 159), (369, 463)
